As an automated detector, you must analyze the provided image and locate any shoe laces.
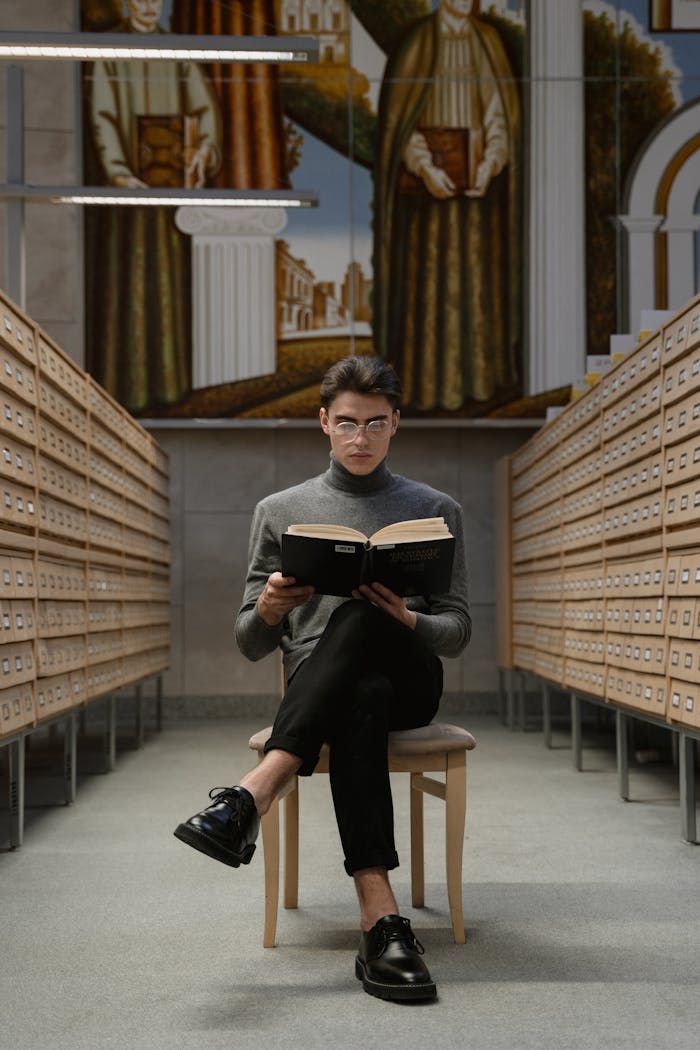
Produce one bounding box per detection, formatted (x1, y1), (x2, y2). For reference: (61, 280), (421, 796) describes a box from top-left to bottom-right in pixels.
(208, 786), (249, 825)
(381, 916), (425, 955)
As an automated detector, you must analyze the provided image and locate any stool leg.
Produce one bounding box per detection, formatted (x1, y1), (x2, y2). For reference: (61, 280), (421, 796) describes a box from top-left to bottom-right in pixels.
(445, 751), (467, 944)
(261, 798), (280, 948)
(284, 779), (299, 909)
(410, 772), (425, 908)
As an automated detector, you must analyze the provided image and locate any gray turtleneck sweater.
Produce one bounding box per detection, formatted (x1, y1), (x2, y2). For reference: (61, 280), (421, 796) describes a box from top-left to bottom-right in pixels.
(235, 456), (471, 682)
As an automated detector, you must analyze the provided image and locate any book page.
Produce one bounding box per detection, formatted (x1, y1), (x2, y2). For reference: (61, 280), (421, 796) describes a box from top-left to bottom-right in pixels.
(286, 523), (368, 542)
(369, 517), (451, 545)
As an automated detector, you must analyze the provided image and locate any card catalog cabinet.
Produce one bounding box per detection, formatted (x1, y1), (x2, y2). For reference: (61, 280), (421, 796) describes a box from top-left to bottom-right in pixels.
(497, 291), (700, 725)
(0, 290), (170, 740)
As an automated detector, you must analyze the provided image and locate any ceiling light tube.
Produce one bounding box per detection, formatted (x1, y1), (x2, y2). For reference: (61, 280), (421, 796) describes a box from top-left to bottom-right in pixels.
(0, 31), (319, 63)
(0, 185), (318, 207)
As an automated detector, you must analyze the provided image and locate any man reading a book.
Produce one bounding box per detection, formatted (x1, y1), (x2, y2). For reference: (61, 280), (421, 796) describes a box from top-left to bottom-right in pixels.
(175, 356), (471, 1002)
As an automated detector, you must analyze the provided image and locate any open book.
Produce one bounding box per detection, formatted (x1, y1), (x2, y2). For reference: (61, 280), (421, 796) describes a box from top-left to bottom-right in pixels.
(281, 517), (455, 598)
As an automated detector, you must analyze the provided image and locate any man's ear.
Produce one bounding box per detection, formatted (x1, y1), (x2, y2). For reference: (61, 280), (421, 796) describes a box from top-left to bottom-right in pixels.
(391, 409), (400, 434)
(319, 407), (330, 434)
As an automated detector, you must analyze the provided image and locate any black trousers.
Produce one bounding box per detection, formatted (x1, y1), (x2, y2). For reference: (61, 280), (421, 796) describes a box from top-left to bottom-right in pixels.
(264, 601), (443, 876)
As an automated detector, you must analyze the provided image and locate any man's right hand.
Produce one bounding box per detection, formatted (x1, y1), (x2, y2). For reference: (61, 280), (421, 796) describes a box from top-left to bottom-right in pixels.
(257, 572), (314, 626)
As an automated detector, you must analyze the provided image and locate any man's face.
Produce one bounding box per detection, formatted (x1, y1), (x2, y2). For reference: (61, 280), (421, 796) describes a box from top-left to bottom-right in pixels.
(126, 0), (163, 32)
(320, 391), (399, 476)
(443, 0), (475, 15)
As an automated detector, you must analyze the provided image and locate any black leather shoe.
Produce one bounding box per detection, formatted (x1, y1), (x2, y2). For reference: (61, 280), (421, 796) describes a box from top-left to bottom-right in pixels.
(355, 915), (436, 1001)
(173, 785), (260, 868)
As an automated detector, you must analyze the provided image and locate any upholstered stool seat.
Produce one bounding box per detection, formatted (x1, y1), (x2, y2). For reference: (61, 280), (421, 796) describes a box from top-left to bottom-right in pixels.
(248, 721), (477, 947)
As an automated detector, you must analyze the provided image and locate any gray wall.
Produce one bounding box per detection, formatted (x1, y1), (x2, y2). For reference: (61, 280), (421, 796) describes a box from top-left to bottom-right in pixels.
(146, 420), (535, 712)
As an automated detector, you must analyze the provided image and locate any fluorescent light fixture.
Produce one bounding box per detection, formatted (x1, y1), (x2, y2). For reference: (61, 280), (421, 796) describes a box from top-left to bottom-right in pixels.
(0, 31), (319, 63)
(0, 185), (318, 207)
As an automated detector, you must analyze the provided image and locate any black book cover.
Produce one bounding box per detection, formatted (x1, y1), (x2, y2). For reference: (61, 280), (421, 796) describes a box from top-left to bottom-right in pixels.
(281, 533), (455, 599)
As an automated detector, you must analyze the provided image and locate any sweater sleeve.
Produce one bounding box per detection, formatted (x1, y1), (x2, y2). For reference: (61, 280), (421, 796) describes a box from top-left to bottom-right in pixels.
(411, 498), (471, 657)
(234, 500), (286, 662)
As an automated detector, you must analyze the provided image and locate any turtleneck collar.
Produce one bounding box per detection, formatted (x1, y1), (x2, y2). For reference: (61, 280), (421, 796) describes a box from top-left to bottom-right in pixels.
(326, 454), (392, 494)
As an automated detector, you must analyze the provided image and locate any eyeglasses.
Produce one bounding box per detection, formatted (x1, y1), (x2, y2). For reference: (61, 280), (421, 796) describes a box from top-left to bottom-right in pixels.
(331, 419), (391, 441)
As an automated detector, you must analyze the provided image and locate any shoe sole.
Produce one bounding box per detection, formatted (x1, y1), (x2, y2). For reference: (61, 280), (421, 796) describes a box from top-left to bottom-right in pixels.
(173, 822), (256, 868)
(354, 958), (437, 1002)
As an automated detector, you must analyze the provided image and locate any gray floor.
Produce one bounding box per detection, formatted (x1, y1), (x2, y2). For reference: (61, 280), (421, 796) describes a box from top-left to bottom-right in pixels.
(1, 710), (699, 1050)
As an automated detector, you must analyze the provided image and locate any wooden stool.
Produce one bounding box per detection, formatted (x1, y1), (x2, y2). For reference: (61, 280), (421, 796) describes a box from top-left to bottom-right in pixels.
(248, 721), (477, 947)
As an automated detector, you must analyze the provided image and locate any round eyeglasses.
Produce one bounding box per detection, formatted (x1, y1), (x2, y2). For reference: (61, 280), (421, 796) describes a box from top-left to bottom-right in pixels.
(331, 419), (390, 441)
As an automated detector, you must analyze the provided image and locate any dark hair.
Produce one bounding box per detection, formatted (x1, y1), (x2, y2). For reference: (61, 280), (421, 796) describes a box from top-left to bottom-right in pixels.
(319, 355), (402, 410)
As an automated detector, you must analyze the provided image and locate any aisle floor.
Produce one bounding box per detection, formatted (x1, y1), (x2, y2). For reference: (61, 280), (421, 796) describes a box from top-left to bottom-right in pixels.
(1, 712), (699, 1050)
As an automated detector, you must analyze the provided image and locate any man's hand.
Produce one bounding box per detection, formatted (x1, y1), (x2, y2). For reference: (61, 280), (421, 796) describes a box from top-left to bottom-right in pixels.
(257, 572), (314, 626)
(420, 164), (456, 200)
(352, 582), (417, 630)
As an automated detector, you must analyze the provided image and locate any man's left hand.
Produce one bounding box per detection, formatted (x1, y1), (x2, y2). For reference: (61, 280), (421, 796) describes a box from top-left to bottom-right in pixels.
(352, 582), (417, 630)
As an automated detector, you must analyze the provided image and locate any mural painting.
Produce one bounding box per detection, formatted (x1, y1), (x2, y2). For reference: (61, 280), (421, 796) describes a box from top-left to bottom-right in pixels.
(80, 2), (700, 420)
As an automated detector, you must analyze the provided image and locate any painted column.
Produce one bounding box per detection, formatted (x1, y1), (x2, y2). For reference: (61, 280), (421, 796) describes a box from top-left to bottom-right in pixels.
(528, 0), (586, 393)
(617, 215), (664, 333)
(175, 206), (287, 388)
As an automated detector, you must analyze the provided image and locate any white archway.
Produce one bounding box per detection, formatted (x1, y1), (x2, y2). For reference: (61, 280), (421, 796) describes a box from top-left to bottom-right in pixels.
(619, 97), (700, 331)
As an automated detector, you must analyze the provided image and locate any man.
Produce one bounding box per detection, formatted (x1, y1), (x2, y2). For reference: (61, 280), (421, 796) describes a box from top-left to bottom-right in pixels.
(175, 356), (471, 1001)
(84, 0), (222, 411)
(372, 0), (522, 410)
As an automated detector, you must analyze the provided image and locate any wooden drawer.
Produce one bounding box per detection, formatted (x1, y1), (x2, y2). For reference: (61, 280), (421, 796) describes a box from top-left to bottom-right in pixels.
(563, 447), (603, 495)
(605, 596), (666, 635)
(533, 650), (564, 684)
(601, 333), (661, 406)
(664, 478), (700, 530)
(88, 379), (124, 437)
(90, 418), (122, 466)
(663, 433), (700, 488)
(37, 335), (87, 407)
(0, 555), (37, 600)
(88, 511), (123, 551)
(38, 416), (87, 474)
(602, 454), (662, 509)
(35, 672), (78, 719)
(561, 511), (603, 551)
(36, 558), (86, 600)
(564, 629), (605, 662)
(1, 435), (36, 487)
(603, 416), (662, 471)
(564, 658), (605, 696)
(0, 598), (36, 642)
(661, 298), (700, 366)
(668, 678), (700, 728)
(86, 657), (124, 701)
(663, 396), (700, 446)
(0, 680), (35, 738)
(87, 566), (123, 601)
(662, 346), (700, 408)
(606, 669), (667, 718)
(38, 454), (87, 508)
(87, 601), (122, 631)
(605, 632), (666, 674)
(1, 640), (35, 688)
(150, 466), (170, 499)
(606, 555), (664, 597)
(666, 598), (700, 639)
(667, 638), (700, 684)
(0, 341), (36, 407)
(1, 387), (37, 449)
(1, 478), (37, 529)
(602, 491), (662, 542)
(562, 478), (603, 523)
(560, 417), (601, 471)
(666, 552), (700, 597)
(602, 374), (661, 440)
(89, 481), (125, 523)
(89, 448), (124, 496)
(563, 600), (605, 632)
(37, 600), (86, 637)
(37, 493), (87, 543)
(38, 378), (87, 438)
(37, 634), (85, 676)
(0, 298), (36, 366)
(87, 629), (122, 665)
